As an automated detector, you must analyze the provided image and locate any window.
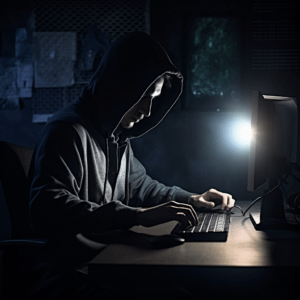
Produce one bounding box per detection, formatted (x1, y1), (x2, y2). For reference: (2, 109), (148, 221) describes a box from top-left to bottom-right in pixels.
(183, 17), (241, 111)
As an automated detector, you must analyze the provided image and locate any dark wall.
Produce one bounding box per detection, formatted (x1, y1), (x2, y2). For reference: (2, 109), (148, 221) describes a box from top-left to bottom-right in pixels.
(0, 1), (43, 148)
(131, 0), (300, 200)
(1, 0), (300, 205)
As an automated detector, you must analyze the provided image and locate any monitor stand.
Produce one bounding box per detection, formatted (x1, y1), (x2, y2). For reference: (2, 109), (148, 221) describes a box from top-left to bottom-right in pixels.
(250, 182), (296, 230)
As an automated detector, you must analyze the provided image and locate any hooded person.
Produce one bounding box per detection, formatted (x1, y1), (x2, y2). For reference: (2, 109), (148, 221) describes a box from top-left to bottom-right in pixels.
(26, 32), (234, 299)
(29, 32), (199, 239)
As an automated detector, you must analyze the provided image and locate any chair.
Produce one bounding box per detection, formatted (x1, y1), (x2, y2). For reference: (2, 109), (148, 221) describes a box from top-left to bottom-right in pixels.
(0, 141), (110, 299)
(0, 141), (47, 299)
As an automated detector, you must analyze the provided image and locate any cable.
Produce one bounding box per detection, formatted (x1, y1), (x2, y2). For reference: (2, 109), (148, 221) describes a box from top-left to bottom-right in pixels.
(289, 172), (300, 184)
(282, 185), (300, 226)
(228, 205), (244, 215)
(289, 162), (300, 183)
(242, 173), (290, 216)
(228, 167), (300, 222)
(290, 161), (300, 172)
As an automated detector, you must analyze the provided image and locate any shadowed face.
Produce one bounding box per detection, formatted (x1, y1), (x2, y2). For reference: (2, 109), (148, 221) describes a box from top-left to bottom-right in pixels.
(120, 76), (164, 129)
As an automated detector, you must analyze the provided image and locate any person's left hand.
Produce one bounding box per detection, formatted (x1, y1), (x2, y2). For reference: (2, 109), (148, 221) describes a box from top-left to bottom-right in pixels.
(189, 188), (235, 211)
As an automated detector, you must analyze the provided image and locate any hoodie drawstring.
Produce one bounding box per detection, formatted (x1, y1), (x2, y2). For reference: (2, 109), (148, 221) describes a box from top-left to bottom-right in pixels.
(125, 144), (130, 205)
(102, 138), (109, 203)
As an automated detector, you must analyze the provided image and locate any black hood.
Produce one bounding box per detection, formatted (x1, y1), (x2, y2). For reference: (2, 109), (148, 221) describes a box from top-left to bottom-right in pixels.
(49, 32), (183, 142)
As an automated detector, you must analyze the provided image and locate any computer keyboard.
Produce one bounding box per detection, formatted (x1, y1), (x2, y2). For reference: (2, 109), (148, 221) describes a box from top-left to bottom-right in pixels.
(171, 210), (231, 242)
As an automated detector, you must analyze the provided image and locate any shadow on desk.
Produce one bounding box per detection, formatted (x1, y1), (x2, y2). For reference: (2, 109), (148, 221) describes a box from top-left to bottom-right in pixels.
(263, 230), (300, 267)
(83, 229), (159, 249)
(84, 210), (300, 300)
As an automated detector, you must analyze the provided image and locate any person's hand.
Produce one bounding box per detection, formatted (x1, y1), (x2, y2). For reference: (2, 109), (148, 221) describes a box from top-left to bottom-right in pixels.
(189, 188), (235, 211)
(137, 201), (199, 228)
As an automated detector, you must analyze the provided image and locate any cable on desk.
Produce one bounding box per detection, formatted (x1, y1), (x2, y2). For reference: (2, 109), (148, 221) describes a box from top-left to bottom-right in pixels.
(281, 182), (300, 226)
(230, 163), (300, 219)
(242, 173), (290, 217)
(290, 172), (300, 184)
(228, 205), (244, 215)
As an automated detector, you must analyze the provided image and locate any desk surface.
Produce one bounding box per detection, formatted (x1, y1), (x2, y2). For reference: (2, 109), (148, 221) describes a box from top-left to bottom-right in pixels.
(87, 201), (300, 290)
(88, 202), (300, 268)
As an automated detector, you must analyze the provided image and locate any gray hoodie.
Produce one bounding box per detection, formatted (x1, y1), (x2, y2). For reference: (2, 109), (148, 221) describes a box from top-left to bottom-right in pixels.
(28, 32), (194, 239)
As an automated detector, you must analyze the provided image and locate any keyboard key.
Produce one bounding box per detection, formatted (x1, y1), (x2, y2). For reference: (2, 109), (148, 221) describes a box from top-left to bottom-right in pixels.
(171, 211), (230, 242)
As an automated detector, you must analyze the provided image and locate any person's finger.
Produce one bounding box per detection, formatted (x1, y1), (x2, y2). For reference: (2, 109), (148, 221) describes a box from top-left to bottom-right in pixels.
(197, 196), (215, 209)
(175, 212), (191, 228)
(224, 196), (235, 211)
(220, 194), (234, 210)
(218, 193), (228, 210)
(168, 205), (198, 226)
(169, 201), (199, 224)
(204, 189), (234, 211)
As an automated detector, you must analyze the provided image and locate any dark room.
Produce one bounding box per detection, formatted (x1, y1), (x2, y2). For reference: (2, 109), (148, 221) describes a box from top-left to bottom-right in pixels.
(0, 0), (300, 299)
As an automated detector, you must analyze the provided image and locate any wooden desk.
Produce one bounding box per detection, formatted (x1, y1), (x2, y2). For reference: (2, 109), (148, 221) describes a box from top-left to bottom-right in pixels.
(87, 202), (300, 298)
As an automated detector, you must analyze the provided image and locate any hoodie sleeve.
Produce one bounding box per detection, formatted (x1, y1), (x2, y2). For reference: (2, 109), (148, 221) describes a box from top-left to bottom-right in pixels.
(29, 122), (139, 238)
(128, 144), (195, 208)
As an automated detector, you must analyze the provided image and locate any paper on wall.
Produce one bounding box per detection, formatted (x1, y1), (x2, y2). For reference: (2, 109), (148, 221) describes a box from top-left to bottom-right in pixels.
(33, 32), (76, 88)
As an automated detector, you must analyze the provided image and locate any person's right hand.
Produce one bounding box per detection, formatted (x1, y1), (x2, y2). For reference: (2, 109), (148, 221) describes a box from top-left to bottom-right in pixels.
(137, 201), (198, 228)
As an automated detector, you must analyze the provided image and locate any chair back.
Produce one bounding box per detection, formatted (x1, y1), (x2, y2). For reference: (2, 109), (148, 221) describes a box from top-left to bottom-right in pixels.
(0, 141), (34, 240)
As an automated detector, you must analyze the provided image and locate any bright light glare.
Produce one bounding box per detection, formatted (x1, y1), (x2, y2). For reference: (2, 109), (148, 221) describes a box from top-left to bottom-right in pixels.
(229, 118), (253, 148)
(236, 124), (253, 146)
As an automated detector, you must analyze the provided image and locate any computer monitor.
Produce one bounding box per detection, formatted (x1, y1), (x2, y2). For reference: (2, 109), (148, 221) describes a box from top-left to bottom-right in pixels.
(247, 91), (298, 230)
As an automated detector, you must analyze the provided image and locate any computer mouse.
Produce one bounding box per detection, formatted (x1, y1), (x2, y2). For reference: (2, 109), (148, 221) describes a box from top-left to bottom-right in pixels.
(150, 234), (185, 249)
